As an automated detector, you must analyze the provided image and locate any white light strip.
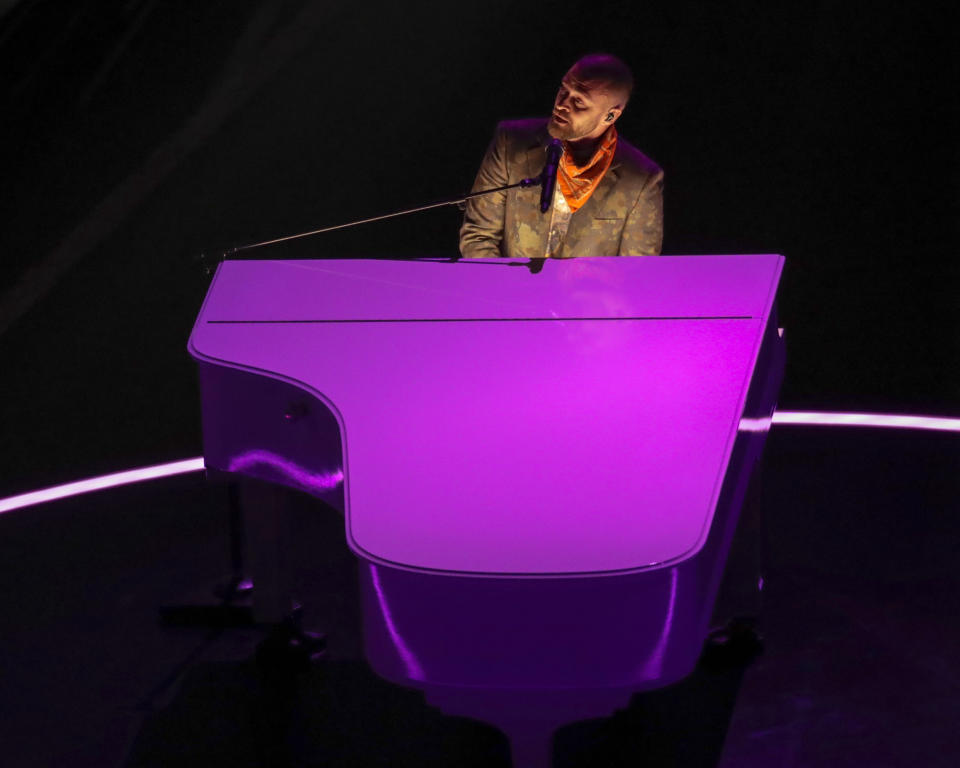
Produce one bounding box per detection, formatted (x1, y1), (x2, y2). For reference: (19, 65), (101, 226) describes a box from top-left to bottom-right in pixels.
(0, 457), (205, 515)
(773, 411), (960, 432)
(2, 410), (959, 516)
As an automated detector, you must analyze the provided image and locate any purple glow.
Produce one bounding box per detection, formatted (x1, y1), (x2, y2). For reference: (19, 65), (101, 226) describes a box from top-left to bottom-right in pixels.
(640, 567), (679, 680)
(0, 457), (205, 516)
(369, 564), (425, 681)
(226, 449), (343, 494)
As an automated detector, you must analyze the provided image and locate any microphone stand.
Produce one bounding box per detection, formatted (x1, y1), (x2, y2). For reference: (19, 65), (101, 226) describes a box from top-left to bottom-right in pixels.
(219, 176), (544, 260)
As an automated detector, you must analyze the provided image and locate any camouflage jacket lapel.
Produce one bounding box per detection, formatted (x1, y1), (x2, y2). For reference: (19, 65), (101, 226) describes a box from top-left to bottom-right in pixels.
(511, 123), (553, 258)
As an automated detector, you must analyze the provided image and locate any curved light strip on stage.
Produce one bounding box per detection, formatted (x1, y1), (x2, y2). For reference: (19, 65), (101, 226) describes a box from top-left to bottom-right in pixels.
(743, 411), (960, 433)
(0, 457), (206, 515)
(1, 410), (958, 516)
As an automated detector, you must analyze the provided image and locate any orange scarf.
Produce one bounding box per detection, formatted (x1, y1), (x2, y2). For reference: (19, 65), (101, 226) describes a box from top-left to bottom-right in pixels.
(557, 127), (618, 213)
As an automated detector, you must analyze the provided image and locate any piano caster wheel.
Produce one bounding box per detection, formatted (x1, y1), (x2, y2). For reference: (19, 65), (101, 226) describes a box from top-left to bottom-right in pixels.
(701, 616), (764, 670)
(255, 615), (327, 676)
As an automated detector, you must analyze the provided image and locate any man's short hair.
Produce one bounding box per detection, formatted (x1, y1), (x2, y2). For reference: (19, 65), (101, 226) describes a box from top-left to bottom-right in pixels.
(570, 53), (634, 105)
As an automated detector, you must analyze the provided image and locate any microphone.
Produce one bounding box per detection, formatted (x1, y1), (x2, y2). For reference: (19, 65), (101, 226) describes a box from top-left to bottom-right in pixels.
(539, 139), (563, 213)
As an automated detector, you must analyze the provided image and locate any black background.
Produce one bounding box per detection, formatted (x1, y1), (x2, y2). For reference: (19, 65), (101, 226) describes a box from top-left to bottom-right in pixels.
(0, 0), (956, 497)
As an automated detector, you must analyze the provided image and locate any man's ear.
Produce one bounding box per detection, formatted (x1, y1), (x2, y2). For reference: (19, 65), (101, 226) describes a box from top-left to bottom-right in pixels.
(605, 106), (623, 123)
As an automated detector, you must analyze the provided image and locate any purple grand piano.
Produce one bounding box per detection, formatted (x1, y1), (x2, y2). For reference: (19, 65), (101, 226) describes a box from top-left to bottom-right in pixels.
(189, 254), (784, 762)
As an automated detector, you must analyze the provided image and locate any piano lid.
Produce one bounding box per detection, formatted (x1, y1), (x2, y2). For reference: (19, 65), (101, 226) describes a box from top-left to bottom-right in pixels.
(190, 255), (783, 576)
(198, 255), (781, 323)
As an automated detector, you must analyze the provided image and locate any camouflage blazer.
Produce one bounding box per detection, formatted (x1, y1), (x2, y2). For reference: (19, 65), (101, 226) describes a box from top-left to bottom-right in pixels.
(459, 118), (663, 259)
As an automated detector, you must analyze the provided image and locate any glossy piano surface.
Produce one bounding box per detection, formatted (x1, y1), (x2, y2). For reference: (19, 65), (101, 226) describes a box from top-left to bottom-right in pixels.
(189, 255), (783, 576)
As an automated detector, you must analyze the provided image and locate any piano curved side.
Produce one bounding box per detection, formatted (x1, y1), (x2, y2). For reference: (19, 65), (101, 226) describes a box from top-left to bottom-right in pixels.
(195, 360), (346, 513)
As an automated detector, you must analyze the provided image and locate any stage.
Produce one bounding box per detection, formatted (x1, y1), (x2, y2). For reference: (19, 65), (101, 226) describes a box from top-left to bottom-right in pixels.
(1, 422), (957, 766)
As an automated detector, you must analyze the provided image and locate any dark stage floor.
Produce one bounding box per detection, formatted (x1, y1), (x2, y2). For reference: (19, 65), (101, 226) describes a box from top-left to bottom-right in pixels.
(1, 425), (957, 767)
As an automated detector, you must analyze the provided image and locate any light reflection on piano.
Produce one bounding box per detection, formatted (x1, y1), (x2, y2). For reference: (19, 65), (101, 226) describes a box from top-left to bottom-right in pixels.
(226, 448), (343, 496)
(369, 563), (426, 682)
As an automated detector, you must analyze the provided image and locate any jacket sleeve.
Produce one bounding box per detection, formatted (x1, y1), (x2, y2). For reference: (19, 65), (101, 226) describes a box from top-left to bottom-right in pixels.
(619, 169), (664, 256)
(459, 124), (509, 258)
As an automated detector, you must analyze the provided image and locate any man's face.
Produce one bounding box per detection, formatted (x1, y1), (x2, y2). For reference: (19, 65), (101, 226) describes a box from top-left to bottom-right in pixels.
(547, 69), (621, 141)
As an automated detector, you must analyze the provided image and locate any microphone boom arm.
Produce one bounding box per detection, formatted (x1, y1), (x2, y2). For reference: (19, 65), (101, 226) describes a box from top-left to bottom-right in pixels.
(223, 176), (543, 257)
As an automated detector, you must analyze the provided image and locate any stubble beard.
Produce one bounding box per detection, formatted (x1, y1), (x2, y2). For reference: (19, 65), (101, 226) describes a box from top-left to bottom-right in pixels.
(548, 115), (606, 143)
(548, 115), (575, 141)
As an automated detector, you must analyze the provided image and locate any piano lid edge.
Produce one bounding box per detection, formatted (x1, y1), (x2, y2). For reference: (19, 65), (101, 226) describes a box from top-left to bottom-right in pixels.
(346, 527), (712, 580)
(190, 352), (349, 430)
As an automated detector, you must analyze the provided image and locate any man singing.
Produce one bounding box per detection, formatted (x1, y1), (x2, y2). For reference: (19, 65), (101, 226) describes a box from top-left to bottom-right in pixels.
(460, 53), (663, 260)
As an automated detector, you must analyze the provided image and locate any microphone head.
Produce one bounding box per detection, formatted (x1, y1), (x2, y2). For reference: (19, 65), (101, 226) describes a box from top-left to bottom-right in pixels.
(540, 139), (564, 213)
(546, 138), (563, 163)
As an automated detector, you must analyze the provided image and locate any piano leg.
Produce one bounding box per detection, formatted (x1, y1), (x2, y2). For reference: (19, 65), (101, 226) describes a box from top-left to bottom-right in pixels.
(158, 481), (260, 628)
(158, 479), (315, 649)
(704, 457), (765, 667)
(240, 477), (295, 624)
(239, 478), (328, 670)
